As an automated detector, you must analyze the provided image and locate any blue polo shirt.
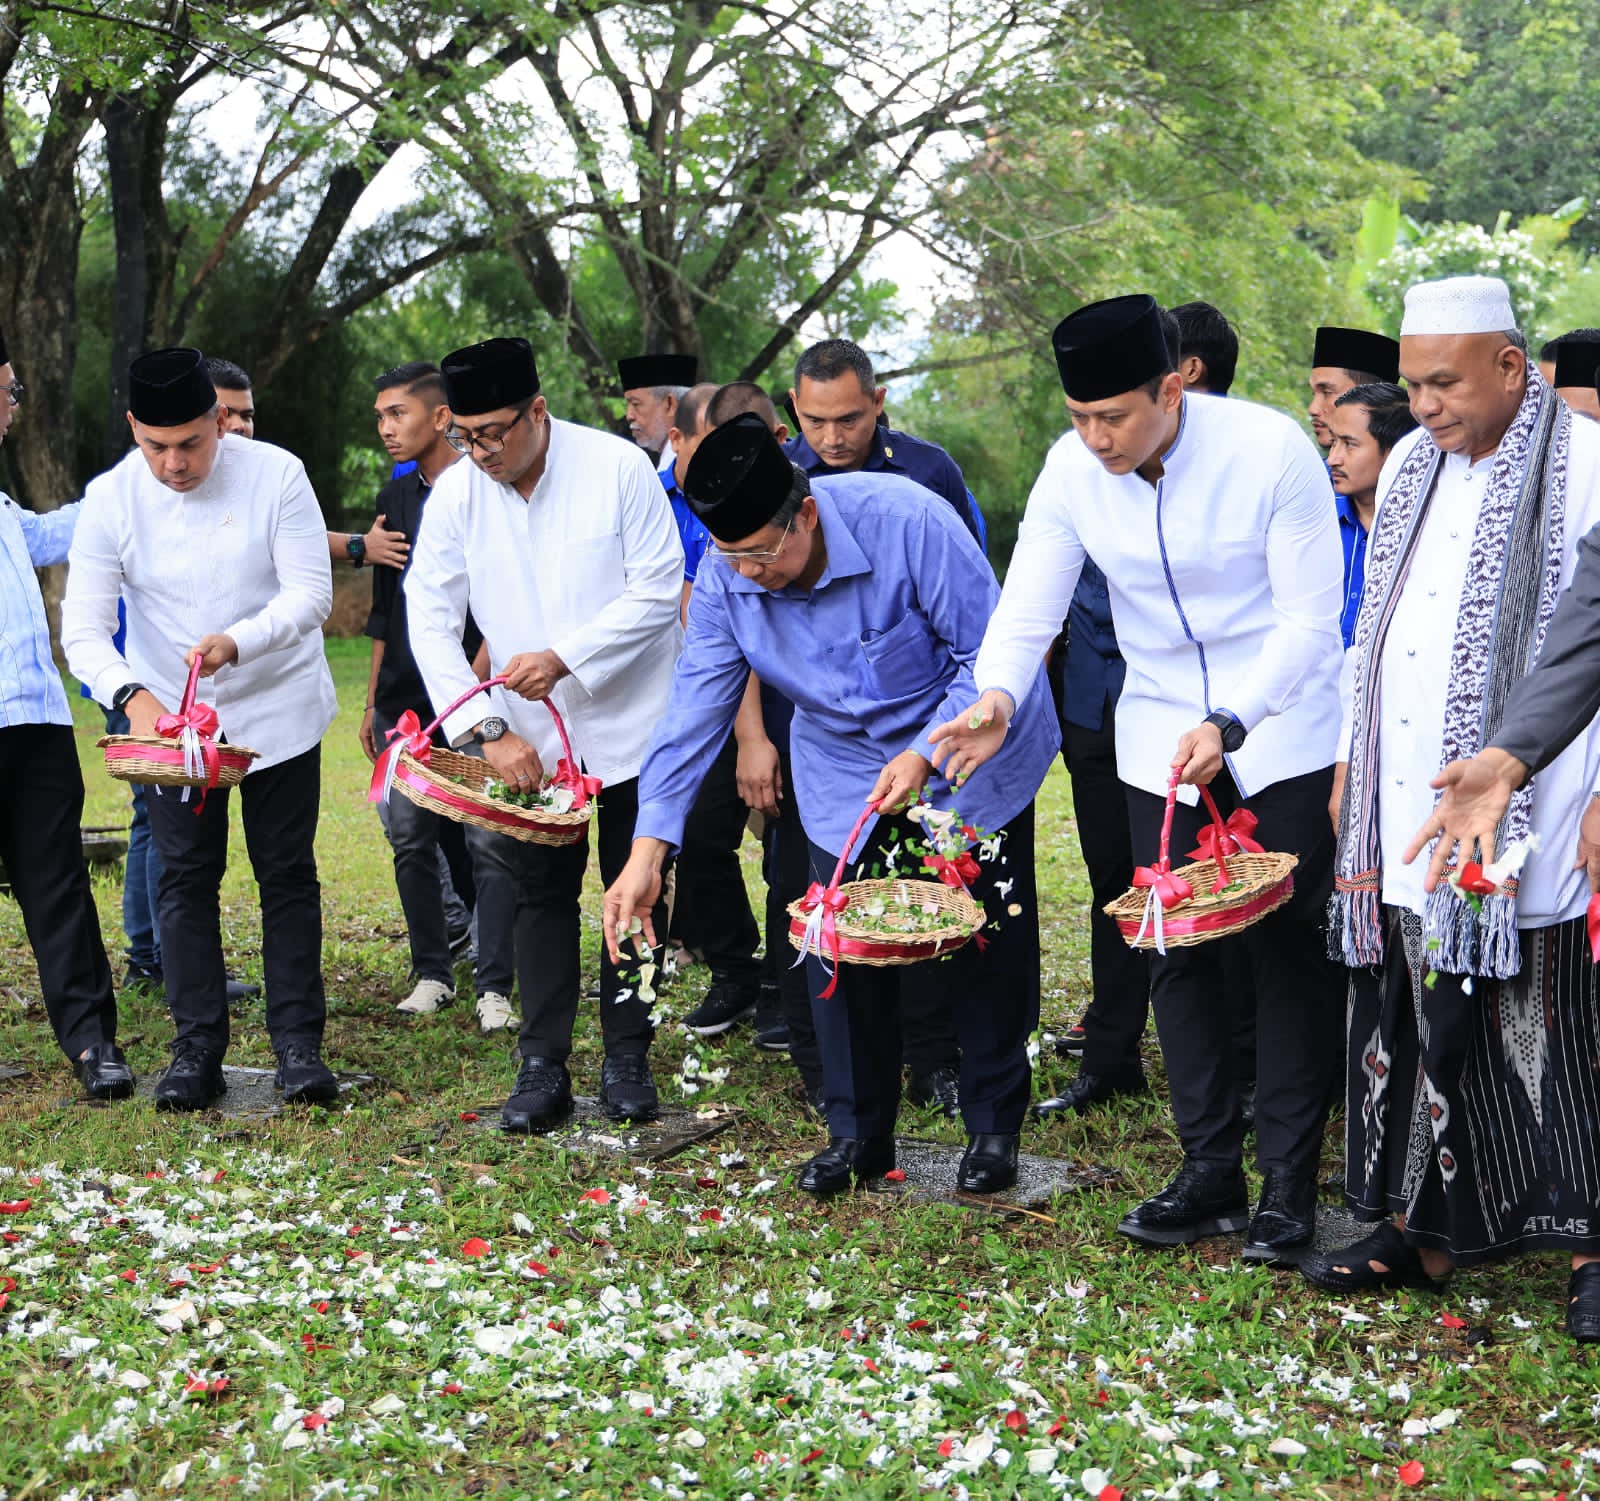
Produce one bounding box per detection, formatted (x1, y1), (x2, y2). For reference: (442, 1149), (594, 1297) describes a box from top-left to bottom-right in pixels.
(659, 462), (713, 582)
(1336, 492), (1369, 648)
(785, 425), (987, 554)
(637, 471), (1056, 857)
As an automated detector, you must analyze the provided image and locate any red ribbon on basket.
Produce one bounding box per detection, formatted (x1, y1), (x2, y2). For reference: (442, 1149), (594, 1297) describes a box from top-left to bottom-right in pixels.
(791, 800), (880, 999)
(925, 850), (981, 889)
(1132, 770), (1197, 953)
(1588, 893), (1600, 965)
(155, 658), (222, 811)
(1187, 806), (1263, 862)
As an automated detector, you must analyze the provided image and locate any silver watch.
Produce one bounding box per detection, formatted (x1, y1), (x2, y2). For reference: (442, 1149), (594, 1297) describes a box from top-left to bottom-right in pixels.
(474, 716), (507, 744)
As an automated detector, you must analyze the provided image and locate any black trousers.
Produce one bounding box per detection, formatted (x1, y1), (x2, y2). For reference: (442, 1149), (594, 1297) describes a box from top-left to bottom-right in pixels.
(670, 732), (761, 984)
(0, 724), (118, 1060)
(760, 747), (821, 1083)
(145, 743), (326, 1058)
(807, 804), (1040, 1137)
(466, 774), (666, 1062)
(1061, 709), (1151, 1077)
(1123, 765), (1342, 1175)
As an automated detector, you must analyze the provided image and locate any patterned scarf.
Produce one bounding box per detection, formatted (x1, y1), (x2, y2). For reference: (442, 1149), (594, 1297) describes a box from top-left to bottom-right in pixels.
(1330, 368), (1571, 978)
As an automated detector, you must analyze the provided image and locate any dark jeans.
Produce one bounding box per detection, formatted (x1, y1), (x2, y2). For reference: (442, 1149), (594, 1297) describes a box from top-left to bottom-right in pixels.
(671, 731), (761, 985)
(0, 724), (118, 1059)
(104, 706), (162, 971)
(375, 712), (509, 993)
(145, 743), (327, 1058)
(1123, 765), (1343, 1175)
(807, 804), (1040, 1137)
(464, 772), (666, 1062)
(1060, 707), (1150, 1077)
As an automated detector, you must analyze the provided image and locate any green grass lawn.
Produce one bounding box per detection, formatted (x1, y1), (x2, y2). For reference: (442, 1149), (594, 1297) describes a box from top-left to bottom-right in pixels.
(1, 636), (1597, 1498)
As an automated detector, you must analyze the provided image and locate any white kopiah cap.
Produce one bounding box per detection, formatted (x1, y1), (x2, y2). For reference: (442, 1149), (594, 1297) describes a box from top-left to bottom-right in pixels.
(1400, 275), (1517, 337)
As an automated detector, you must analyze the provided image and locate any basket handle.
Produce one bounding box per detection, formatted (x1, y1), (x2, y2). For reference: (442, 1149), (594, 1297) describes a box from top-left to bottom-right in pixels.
(177, 653), (203, 716)
(414, 674), (579, 767)
(1150, 768), (1233, 889)
(827, 798), (883, 890)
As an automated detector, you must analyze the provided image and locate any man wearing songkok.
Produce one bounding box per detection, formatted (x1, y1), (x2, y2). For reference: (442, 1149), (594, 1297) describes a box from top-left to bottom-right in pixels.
(619, 352), (697, 460)
(1551, 331), (1600, 422)
(1171, 301), (1238, 396)
(63, 348), (338, 1110)
(407, 337), (683, 1131)
(604, 415), (1059, 1196)
(932, 294), (1347, 1260)
(1319, 277), (1600, 1342)
(1326, 383), (1420, 651)
(785, 338), (987, 552)
(0, 326), (130, 1100)
(1308, 325), (1401, 449)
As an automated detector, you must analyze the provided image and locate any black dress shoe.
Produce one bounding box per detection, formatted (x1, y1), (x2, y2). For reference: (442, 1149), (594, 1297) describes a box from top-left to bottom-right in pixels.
(154, 1045), (227, 1112)
(599, 1054), (660, 1123)
(121, 962), (164, 996)
(905, 1065), (960, 1119)
(1567, 1263), (1600, 1343)
(500, 1057), (572, 1134)
(226, 978), (262, 1003)
(797, 1135), (896, 1196)
(1117, 1156), (1251, 1246)
(1241, 1167), (1317, 1264)
(75, 1043), (135, 1101)
(1034, 1069), (1149, 1118)
(957, 1133), (1019, 1194)
(276, 1044), (339, 1105)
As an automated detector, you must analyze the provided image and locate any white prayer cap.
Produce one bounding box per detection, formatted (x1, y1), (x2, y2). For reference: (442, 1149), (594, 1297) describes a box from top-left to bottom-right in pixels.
(1400, 275), (1517, 337)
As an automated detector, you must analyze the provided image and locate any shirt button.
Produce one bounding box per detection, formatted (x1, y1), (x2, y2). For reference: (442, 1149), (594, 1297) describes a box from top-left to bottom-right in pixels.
(1395, 777), (1406, 787)
(1400, 716), (1410, 726)
(1450, 530), (1459, 539)
(1407, 648), (1417, 657)
(1427, 587), (1437, 597)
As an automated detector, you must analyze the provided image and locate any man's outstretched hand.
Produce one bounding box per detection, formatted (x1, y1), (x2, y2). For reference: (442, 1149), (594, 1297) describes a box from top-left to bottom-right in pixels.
(1401, 747), (1527, 891)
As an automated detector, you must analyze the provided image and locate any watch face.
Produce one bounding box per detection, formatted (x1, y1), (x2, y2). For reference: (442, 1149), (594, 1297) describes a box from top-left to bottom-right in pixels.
(478, 716), (507, 742)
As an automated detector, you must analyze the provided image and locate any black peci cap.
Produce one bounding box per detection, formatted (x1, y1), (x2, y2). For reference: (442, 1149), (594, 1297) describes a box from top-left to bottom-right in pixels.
(128, 348), (217, 427)
(1051, 295), (1173, 403)
(683, 412), (798, 542)
(440, 337), (540, 416)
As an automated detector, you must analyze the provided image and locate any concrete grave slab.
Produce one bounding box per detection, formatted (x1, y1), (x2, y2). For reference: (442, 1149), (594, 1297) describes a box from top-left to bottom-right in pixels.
(848, 1136), (1122, 1216)
(471, 1097), (741, 1162)
(122, 1064), (372, 1119)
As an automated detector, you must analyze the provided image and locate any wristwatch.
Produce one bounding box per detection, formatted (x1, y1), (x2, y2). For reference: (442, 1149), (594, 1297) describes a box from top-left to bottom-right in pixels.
(346, 533), (367, 568)
(1204, 709), (1247, 753)
(111, 682), (146, 713)
(473, 716), (507, 744)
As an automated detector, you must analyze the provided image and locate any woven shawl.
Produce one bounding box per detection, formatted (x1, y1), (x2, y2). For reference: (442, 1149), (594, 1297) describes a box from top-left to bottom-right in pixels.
(1330, 369), (1571, 978)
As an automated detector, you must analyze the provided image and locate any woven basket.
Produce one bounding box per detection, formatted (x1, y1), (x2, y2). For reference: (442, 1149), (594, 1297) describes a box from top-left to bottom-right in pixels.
(1105, 771), (1297, 951)
(377, 677), (596, 847)
(787, 800), (988, 993)
(100, 658), (257, 789)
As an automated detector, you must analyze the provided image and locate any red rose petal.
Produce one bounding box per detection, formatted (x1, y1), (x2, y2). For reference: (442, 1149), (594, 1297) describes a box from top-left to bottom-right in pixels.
(312, 1301), (330, 1314)
(209, 1377), (230, 1394)
(211, 1170), (226, 1183)
(1004, 1409), (1027, 1433)
(937, 1437), (956, 1458)
(0, 1277), (14, 1293)
(184, 1375), (209, 1394)
(187, 1262), (222, 1274)
(699, 1208), (723, 1223)
(460, 1237), (491, 1258)
(302, 1412), (327, 1430)
(0, 1292), (7, 1312)
(906, 1319), (930, 1331)
(1097, 1487), (1124, 1501)
(579, 1188), (611, 1205)
(1399, 1460), (1424, 1486)
(117, 1269), (137, 1283)
(441, 1382), (462, 1394)
(1048, 1416), (1067, 1437)
(1, 1232), (18, 1244)
(459, 1112), (479, 1122)
(801, 1449), (824, 1464)
(526, 1261), (548, 1276)
(696, 1177), (717, 1189)
(884, 1169), (907, 1182)
(1440, 1312), (1467, 1330)
(0, 1200), (32, 1214)
(863, 1358), (880, 1373)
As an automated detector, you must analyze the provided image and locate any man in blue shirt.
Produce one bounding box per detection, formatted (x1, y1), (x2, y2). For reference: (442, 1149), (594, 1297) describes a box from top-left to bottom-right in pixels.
(0, 327), (130, 1099)
(785, 338), (987, 552)
(604, 415), (1059, 1196)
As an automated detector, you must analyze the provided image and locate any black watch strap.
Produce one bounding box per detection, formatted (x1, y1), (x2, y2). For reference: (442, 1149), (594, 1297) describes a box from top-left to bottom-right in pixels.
(111, 681), (146, 713)
(1204, 709), (1247, 753)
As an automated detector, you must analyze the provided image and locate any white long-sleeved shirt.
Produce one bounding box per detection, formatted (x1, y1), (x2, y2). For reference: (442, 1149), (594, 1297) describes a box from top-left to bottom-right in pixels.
(62, 436), (335, 771)
(0, 495), (78, 728)
(404, 416), (683, 783)
(975, 392), (1344, 801)
(1341, 419), (1600, 926)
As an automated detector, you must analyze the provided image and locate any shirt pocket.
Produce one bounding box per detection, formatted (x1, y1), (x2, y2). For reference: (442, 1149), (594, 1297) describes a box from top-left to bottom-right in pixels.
(856, 610), (947, 705)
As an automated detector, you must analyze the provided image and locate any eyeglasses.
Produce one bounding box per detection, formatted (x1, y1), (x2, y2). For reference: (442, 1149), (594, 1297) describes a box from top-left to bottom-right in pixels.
(2, 382), (22, 407)
(446, 404), (530, 455)
(709, 517), (794, 566)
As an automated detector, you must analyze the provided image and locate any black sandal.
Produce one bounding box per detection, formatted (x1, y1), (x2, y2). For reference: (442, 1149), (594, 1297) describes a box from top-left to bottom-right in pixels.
(1567, 1263), (1600, 1343)
(1300, 1222), (1450, 1294)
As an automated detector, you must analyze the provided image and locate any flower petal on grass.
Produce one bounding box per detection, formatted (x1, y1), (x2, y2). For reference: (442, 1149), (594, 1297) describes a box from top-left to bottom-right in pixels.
(461, 1237), (492, 1258)
(0, 1199), (31, 1214)
(884, 1169), (907, 1182)
(1399, 1460), (1425, 1486)
(580, 1189), (612, 1205)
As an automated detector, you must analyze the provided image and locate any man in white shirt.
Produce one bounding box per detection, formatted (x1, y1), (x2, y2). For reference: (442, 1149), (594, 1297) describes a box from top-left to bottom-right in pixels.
(931, 295), (1347, 1261)
(407, 337), (683, 1131)
(0, 325), (130, 1100)
(63, 348), (338, 1111)
(1301, 278), (1600, 1343)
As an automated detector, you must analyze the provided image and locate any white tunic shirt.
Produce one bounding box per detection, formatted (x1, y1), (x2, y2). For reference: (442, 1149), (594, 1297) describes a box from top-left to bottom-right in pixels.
(405, 416), (683, 783)
(975, 393), (1344, 801)
(1344, 419), (1600, 926)
(62, 436), (336, 771)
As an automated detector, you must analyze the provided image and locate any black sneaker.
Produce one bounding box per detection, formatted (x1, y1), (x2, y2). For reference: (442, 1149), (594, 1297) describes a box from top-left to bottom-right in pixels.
(121, 962), (165, 996)
(906, 1065), (960, 1119)
(683, 979), (757, 1036)
(502, 1057), (573, 1134)
(599, 1054), (660, 1123)
(753, 987), (790, 1052)
(154, 1044), (226, 1112)
(275, 1044), (339, 1105)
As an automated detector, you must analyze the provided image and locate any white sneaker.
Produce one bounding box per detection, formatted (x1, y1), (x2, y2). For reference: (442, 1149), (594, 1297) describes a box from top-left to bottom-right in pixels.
(396, 978), (453, 1015)
(476, 991), (517, 1032)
